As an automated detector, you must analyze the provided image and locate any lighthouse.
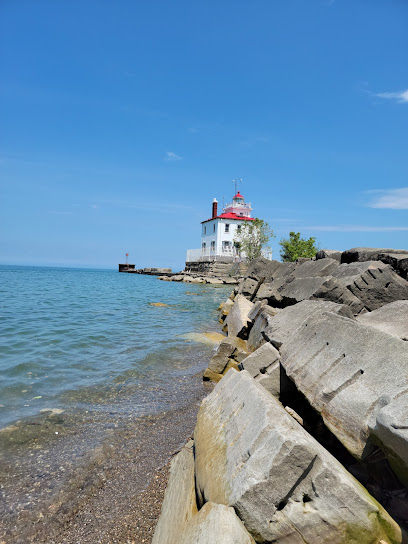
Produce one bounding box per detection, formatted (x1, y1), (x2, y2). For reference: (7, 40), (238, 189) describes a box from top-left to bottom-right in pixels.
(186, 190), (270, 266)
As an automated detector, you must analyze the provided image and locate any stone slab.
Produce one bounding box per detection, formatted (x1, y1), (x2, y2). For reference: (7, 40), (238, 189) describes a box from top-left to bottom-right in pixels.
(316, 249), (342, 261)
(179, 502), (256, 544)
(194, 370), (402, 544)
(341, 247), (408, 264)
(356, 300), (408, 340)
(152, 440), (197, 544)
(240, 342), (281, 398)
(279, 311), (408, 480)
(226, 294), (254, 338)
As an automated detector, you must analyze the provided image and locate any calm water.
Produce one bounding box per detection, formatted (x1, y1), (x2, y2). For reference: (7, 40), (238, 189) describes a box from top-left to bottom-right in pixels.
(0, 265), (230, 429)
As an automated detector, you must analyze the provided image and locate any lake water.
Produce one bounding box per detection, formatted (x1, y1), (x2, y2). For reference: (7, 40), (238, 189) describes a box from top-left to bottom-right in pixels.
(0, 265), (231, 542)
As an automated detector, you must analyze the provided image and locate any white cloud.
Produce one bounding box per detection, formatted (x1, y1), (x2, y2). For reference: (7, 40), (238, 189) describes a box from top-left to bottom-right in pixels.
(302, 225), (408, 232)
(165, 151), (182, 161)
(375, 89), (408, 103)
(368, 188), (408, 209)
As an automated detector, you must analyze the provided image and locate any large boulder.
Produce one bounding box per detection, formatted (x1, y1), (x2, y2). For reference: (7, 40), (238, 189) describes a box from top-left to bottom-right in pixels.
(341, 247), (408, 264)
(194, 370), (402, 544)
(262, 300), (354, 349)
(314, 261), (408, 312)
(279, 311), (408, 483)
(203, 337), (249, 382)
(316, 249), (343, 261)
(378, 253), (408, 279)
(356, 300), (408, 340)
(237, 277), (262, 299)
(247, 305), (279, 352)
(240, 342), (281, 398)
(152, 440), (197, 544)
(226, 294), (254, 338)
(244, 258), (282, 281)
(178, 503), (256, 544)
(293, 257), (340, 278)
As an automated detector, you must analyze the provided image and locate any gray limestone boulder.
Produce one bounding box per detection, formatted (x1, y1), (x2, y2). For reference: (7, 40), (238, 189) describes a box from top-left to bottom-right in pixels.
(247, 305), (279, 352)
(194, 370), (402, 544)
(262, 300), (354, 349)
(178, 503), (256, 544)
(152, 440), (197, 544)
(277, 276), (328, 307)
(226, 294), (254, 338)
(314, 261), (408, 312)
(244, 257), (282, 281)
(316, 249), (343, 261)
(203, 337), (249, 382)
(240, 342), (281, 398)
(293, 257), (340, 278)
(341, 247), (408, 264)
(237, 277), (260, 298)
(356, 300), (408, 340)
(279, 311), (408, 483)
(378, 253), (408, 279)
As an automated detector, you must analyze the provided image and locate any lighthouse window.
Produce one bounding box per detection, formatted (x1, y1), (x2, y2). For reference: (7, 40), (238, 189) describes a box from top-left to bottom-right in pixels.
(204, 226), (206, 234)
(225, 224), (230, 233)
(213, 224), (216, 233)
(211, 241), (215, 250)
(237, 225), (241, 231)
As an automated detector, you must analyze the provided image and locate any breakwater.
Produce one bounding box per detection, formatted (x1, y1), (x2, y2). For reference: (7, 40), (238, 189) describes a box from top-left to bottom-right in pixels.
(152, 247), (408, 543)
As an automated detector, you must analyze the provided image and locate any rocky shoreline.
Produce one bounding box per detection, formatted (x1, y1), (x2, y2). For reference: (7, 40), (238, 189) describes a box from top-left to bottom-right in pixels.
(152, 247), (408, 543)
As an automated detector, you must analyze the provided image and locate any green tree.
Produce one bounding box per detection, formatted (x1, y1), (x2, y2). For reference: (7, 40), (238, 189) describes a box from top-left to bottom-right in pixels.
(234, 218), (274, 262)
(279, 231), (318, 262)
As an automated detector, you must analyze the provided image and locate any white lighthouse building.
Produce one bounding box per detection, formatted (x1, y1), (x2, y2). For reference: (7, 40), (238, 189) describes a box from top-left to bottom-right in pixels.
(186, 191), (271, 264)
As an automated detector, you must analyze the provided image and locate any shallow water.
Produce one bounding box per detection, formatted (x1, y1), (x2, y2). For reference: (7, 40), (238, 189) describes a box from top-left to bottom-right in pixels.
(0, 265), (231, 541)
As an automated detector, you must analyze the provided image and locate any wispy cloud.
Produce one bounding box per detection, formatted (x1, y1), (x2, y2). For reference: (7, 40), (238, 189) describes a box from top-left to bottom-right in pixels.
(374, 89), (408, 104)
(302, 225), (408, 232)
(165, 151), (183, 161)
(368, 188), (408, 209)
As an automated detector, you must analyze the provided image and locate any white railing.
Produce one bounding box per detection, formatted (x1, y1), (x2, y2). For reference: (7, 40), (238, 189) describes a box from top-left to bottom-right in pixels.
(186, 247), (273, 263)
(186, 247), (240, 263)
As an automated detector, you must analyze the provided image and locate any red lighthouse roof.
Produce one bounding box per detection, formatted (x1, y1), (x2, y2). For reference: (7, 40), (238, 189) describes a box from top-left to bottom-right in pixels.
(233, 191), (244, 199)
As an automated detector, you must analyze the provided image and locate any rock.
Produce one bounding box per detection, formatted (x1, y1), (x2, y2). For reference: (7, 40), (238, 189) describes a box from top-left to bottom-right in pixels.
(378, 253), (408, 279)
(293, 257), (340, 278)
(237, 277), (260, 298)
(240, 342), (281, 398)
(341, 247), (408, 264)
(178, 502), (256, 544)
(194, 370), (402, 544)
(170, 274), (185, 281)
(150, 302), (170, 307)
(279, 311), (408, 481)
(223, 277), (240, 284)
(226, 294), (254, 339)
(205, 277), (224, 284)
(356, 300), (408, 340)
(247, 305), (279, 352)
(262, 300), (354, 349)
(316, 249), (342, 261)
(152, 440), (197, 544)
(244, 257), (282, 281)
(277, 276), (328, 307)
(203, 338), (249, 382)
(247, 299), (268, 321)
(220, 297), (235, 317)
(313, 261), (408, 312)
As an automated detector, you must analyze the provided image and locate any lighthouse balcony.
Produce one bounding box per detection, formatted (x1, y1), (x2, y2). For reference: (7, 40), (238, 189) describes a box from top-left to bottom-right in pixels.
(186, 247), (241, 263)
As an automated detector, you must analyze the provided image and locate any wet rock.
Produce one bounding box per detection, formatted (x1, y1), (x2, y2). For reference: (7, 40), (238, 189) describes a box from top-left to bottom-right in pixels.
(203, 338), (249, 382)
(178, 502), (256, 544)
(356, 300), (408, 340)
(152, 440), (197, 544)
(194, 370), (402, 544)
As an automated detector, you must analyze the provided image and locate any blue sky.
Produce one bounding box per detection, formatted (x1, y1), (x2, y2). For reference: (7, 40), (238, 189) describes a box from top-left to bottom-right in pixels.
(0, 0), (407, 270)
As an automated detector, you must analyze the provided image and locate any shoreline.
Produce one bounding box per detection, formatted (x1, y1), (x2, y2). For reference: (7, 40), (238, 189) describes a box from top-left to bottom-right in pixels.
(1, 375), (213, 544)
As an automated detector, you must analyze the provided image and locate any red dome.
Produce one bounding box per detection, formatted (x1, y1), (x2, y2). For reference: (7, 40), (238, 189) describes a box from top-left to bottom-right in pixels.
(233, 191), (244, 199)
